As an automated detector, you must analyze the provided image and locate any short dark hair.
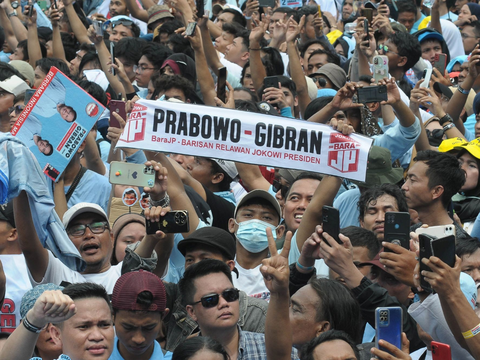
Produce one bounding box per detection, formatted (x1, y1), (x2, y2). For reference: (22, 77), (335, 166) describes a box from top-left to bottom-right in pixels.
(0, 63), (24, 82)
(257, 75), (297, 100)
(115, 37), (146, 65)
(222, 21), (245, 37)
(298, 5), (318, 22)
(396, 0), (417, 15)
(62, 282), (112, 312)
(75, 79), (109, 107)
(209, 158), (234, 192)
(167, 34), (195, 60)
(300, 330), (360, 360)
(112, 21), (140, 38)
(457, 237), (480, 258)
(388, 32), (421, 71)
(221, 8), (246, 27)
(61, 32), (79, 62)
(178, 259), (233, 306)
(158, 19), (184, 36)
(340, 226), (380, 259)
(465, 20), (480, 38)
(273, 7), (299, 22)
(307, 278), (363, 343)
(308, 49), (340, 66)
(233, 87), (258, 102)
(304, 96), (335, 120)
(36, 58), (71, 77)
(142, 42), (173, 69)
(78, 52), (101, 75)
(285, 172), (323, 199)
(300, 39), (326, 58)
(236, 30), (250, 52)
(124, 189), (136, 196)
(154, 74), (196, 102)
(172, 337), (229, 360)
(413, 150), (466, 208)
(358, 184), (408, 223)
(16, 40), (29, 61)
(261, 47), (284, 75)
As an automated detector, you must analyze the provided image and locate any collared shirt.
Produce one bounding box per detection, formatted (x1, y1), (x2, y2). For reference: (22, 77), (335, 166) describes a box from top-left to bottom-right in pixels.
(237, 327), (299, 360)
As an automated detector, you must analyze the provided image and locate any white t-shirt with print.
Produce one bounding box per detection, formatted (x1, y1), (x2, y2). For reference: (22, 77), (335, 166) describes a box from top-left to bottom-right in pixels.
(233, 262), (270, 302)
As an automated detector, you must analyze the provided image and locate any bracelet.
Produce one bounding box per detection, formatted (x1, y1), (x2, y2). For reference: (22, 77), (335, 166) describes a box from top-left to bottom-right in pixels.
(462, 323), (480, 339)
(296, 260), (314, 272)
(443, 123), (456, 131)
(458, 86), (469, 95)
(23, 316), (45, 334)
(150, 193), (170, 208)
(245, 15), (252, 19)
(249, 48), (261, 51)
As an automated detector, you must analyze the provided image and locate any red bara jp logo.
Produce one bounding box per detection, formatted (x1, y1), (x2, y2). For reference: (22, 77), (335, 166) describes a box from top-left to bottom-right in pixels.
(120, 104), (146, 143)
(327, 133), (359, 173)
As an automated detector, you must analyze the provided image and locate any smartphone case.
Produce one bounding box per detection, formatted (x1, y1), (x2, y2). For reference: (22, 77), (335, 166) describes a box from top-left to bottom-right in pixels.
(322, 205), (340, 244)
(109, 162), (155, 187)
(419, 233), (435, 293)
(146, 211), (190, 234)
(433, 54), (447, 75)
(375, 307), (403, 354)
(373, 56), (389, 83)
(357, 86), (388, 103)
(431, 341), (452, 360)
(384, 212), (410, 250)
(431, 235), (456, 267)
(415, 225), (455, 239)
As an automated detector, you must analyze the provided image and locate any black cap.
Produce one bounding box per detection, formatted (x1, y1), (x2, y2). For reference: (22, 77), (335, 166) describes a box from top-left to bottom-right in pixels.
(0, 201), (15, 228)
(177, 227), (236, 260)
(433, 82), (453, 100)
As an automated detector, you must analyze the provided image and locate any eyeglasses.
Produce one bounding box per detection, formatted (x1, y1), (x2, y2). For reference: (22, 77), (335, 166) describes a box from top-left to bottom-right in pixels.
(461, 32), (478, 39)
(137, 65), (156, 73)
(272, 179), (290, 199)
(112, 19), (133, 28)
(9, 105), (24, 116)
(191, 288), (240, 308)
(67, 221), (109, 237)
(377, 44), (400, 56)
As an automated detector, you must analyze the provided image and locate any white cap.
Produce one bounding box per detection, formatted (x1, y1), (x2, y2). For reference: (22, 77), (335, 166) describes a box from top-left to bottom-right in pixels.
(212, 159), (238, 180)
(0, 75), (30, 96)
(63, 203), (108, 229)
(234, 189), (282, 219)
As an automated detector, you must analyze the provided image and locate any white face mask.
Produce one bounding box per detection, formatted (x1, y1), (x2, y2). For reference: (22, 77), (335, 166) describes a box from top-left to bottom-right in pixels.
(235, 219), (278, 253)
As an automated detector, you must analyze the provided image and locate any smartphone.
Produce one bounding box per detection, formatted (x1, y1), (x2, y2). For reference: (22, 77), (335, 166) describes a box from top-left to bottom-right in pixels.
(415, 224), (455, 239)
(109, 100), (126, 128)
(431, 235), (456, 267)
(384, 212), (410, 251)
(391, 0), (398, 11)
(196, 0), (204, 19)
(185, 22), (197, 36)
(419, 233), (435, 293)
(258, 0), (275, 7)
(322, 206), (341, 245)
(420, 68), (432, 88)
(375, 307), (403, 355)
(28, 0), (36, 17)
(431, 341), (452, 360)
(146, 210), (190, 234)
(217, 66), (227, 103)
(373, 55), (389, 83)
(110, 42), (116, 76)
(264, 76), (279, 89)
(363, 8), (373, 24)
(24, 89), (36, 105)
(109, 162), (155, 187)
(433, 54), (447, 76)
(51, 0), (57, 9)
(37, 0), (47, 10)
(357, 85), (388, 103)
(93, 19), (104, 36)
(364, 18), (370, 40)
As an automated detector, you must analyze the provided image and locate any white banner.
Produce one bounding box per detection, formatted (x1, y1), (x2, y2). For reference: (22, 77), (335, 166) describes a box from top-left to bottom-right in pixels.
(116, 100), (374, 182)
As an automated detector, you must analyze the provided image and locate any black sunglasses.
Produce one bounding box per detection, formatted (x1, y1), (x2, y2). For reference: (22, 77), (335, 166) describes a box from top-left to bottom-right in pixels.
(426, 128), (444, 139)
(191, 288), (240, 308)
(272, 179), (289, 199)
(9, 105), (24, 116)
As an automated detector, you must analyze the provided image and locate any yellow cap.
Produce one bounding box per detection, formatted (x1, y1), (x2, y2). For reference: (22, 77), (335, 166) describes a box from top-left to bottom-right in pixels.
(418, 16), (431, 30)
(438, 137), (468, 153)
(461, 138), (480, 159)
(327, 29), (343, 45)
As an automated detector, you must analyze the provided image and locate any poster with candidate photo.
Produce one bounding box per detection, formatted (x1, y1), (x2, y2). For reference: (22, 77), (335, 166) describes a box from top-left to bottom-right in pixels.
(10, 67), (104, 181)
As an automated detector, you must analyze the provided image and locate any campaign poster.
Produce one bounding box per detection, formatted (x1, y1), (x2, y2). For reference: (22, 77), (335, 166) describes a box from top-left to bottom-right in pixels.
(10, 67), (104, 181)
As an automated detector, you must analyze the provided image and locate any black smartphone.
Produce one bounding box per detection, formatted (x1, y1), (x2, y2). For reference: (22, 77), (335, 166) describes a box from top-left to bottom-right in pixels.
(431, 235), (456, 268)
(52, 0), (57, 9)
(419, 233), (435, 293)
(364, 18), (370, 40)
(185, 22), (197, 36)
(145, 210), (190, 234)
(258, 0), (275, 7)
(110, 42), (116, 76)
(363, 8), (373, 24)
(196, 0), (204, 19)
(217, 66), (226, 103)
(384, 212), (410, 251)
(28, 0), (36, 17)
(264, 76), (279, 89)
(322, 205), (341, 245)
(357, 85), (388, 103)
(24, 89), (36, 105)
(93, 19), (104, 36)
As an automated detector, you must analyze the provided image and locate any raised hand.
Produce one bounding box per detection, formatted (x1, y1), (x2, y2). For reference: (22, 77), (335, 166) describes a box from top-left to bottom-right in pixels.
(143, 160), (168, 201)
(285, 15), (305, 43)
(27, 290), (76, 328)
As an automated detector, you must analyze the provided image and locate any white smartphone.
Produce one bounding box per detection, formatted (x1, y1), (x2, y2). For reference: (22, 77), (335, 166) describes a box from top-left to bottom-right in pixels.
(415, 224), (455, 239)
(420, 68), (432, 88)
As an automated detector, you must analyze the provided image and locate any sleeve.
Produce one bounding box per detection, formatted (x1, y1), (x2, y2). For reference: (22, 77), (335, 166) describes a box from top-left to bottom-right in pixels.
(289, 262), (316, 296)
(126, 150), (148, 164)
(352, 277), (424, 352)
(287, 232), (301, 265)
(470, 211), (480, 239)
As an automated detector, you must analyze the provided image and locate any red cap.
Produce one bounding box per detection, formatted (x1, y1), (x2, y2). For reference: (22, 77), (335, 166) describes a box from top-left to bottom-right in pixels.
(112, 270), (166, 312)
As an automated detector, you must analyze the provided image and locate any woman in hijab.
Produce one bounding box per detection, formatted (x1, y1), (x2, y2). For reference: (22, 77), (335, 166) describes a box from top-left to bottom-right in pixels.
(161, 53), (197, 86)
(455, 3), (480, 27)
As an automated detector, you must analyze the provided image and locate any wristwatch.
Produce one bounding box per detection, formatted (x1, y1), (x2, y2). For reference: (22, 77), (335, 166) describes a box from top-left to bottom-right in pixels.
(11, 1), (19, 9)
(438, 113), (453, 126)
(7, 10), (17, 17)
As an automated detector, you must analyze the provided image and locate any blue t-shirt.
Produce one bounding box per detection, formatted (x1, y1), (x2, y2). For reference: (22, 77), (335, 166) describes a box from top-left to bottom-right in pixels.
(109, 337), (172, 360)
(411, 13), (426, 34)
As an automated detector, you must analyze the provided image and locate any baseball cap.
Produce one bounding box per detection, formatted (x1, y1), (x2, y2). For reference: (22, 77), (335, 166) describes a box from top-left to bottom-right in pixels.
(147, 5), (173, 29)
(62, 203), (108, 229)
(458, 138), (480, 159)
(438, 137), (468, 153)
(177, 226), (236, 260)
(359, 251), (383, 269)
(0, 201), (15, 228)
(112, 270), (166, 312)
(433, 82), (453, 100)
(309, 63), (347, 90)
(278, 168), (303, 184)
(0, 75), (29, 97)
(211, 159), (238, 180)
(9, 61), (34, 88)
(112, 213), (146, 242)
(417, 31), (444, 44)
(234, 189), (282, 219)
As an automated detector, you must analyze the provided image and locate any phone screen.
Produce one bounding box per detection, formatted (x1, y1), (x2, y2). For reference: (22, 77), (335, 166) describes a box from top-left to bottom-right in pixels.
(217, 67), (227, 103)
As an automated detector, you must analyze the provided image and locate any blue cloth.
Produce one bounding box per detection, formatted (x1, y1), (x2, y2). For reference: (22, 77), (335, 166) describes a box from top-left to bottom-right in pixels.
(465, 128), (475, 141)
(215, 190), (237, 205)
(447, 55), (468, 73)
(411, 13), (426, 34)
(469, 211), (480, 239)
(464, 113), (476, 138)
(95, 131), (110, 163)
(280, 107), (294, 118)
(35, 3), (52, 29)
(32, 76), (66, 118)
(333, 187), (361, 228)
(15, 114), (42, 147)
(440, 11), (458, 21)
(0, 51), (10, 63)
(109, 336), (172, 360)
(0, 133), (85, 271)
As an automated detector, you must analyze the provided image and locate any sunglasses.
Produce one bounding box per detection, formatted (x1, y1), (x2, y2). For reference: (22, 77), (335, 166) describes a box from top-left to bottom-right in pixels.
(112, 19), (133, 28)
(426, 128), (444, 139)
(377, 44), (400, 56)
(9, 105), (24, 116)
(191, 288), (240, 308)
(272, 179), (290, 199)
